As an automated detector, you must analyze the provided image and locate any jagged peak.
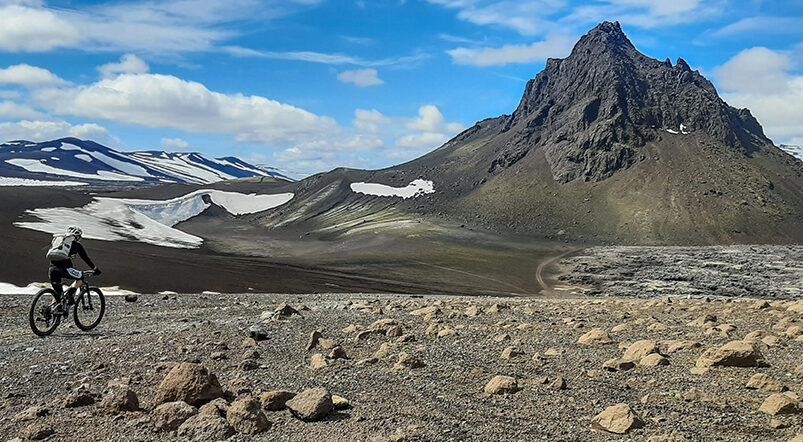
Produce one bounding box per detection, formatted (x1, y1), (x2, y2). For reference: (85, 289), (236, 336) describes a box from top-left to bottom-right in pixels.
(571, 21), (636, 56)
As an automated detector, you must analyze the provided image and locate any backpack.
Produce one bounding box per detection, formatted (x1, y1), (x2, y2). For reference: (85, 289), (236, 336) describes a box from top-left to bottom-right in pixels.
(46, 234), (75, 261)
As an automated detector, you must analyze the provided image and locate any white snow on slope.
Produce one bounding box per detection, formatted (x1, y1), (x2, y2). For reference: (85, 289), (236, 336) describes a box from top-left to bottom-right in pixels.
(41, 147), (56, 152)
(0, 282), (141, 296)
(0, 177), (87, 186)
(16, 190), (294, 249)
(350, 179), (435, 199)
(75, 154), (92, 162)
(5, 158), (144, 182)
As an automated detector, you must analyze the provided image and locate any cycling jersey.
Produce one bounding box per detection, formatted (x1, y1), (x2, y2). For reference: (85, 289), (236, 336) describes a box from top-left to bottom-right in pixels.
(50, 241), (95, 270)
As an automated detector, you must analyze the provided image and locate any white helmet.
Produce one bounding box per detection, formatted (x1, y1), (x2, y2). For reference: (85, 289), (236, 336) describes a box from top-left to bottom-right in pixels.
(66, 225), (83, 237)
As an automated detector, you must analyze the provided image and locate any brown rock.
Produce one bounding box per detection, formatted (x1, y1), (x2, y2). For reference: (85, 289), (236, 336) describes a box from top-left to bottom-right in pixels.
(12, 406), (49, 422)
(22, 423), (54, 440)
(198, 398), (229, 417)
(687, 314), (717, 327)
(623, 340), (659, 361)
(549, 377), (567, 390)
(695, 341), (767, 368)
(759, 393), (801, 415)
(226, 397), (270, 434)
(178, 415), (235, 440)
(318, 338), (338, 350)
(100, 387), (139, 412)
(393, 353), (425, 370)
(153, 401), (198, 432)
(682, 388), (711, 402)
(590, 404), (644, 434)
(328, 346), (348, 359)
(274, 302), (300, 317)
(154, 363), (224, 406)
(501, 346), (524, 359)
(484, 375), (518, 395)
(410, 306), (439, 316)
(603, 358), (635, 372)
(63, 388), (95, 408)
(285, 388), (333, 421)
(577, 328), (614, 345)
(787, 300), (803, 313)
(639, 354), (669, 367)
(386, 325), (404, 337)
(465, 306), (480, 317)
(310, 353), (327, 370)
(241, 337), (257, 348)
(665, 340), (700, 353)
(305, 330), (322, 351)
(746, 374), (787, 392)
(261, 391), (295, 411)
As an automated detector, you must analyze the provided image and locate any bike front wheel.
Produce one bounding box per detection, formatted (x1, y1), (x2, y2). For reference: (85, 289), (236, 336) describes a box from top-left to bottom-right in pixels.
(29, 289), (61, 336)
(73, 287), (105, 331)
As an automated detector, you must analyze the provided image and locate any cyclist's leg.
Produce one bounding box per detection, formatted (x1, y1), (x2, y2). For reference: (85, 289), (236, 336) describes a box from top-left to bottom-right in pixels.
(48, 265), (64, 302)
(64, 269), (82, 303)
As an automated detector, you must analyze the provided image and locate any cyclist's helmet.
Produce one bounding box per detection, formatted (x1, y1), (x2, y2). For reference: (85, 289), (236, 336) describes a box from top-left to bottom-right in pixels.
(66, 225), (83, 238)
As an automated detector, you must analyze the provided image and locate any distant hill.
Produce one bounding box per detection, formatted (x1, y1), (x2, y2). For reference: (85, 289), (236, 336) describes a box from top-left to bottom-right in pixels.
(0, 137), (296, 186)
(256, 21), (803, 245)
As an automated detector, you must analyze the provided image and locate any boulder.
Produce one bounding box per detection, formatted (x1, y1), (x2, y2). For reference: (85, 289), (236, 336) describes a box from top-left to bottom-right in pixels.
(746, 374), (787, 392)
(63, 388), (95, 408)
(286, 388), (333, 422)
(577, 328), (613, 345)
(248, 325), (268, 341)
(590, 404), (644, 434)
(261, 391), (295, 411)
(695, 341), (767, 368)
(484, 376), (518, 395)
(22, 423), (54, 440)
(199, 398), (230, 417)
(759, 393), (801, 415)
(310, 354), (327, 370)
(305, 330), (322, 350)
(623, 340), (659, 361)
(153, 401), (198, 432)
(274, 302), (300, 317)
(410, 306), (439, 316)
(603, 358), (635, 372)
(328, 346), (348, 359)
(178, 415), (235, 440)
(154, 363), (224, 406)
(100, 387), (139, 412)
(226, 397), (270, 434)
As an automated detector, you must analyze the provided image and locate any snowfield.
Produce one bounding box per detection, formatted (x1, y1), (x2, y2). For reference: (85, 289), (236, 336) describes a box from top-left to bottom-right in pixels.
(0, 177), (87, 186)
(16, 190), (294, 249)
(350, 179), (435, 199)
(0, 282), (140, 296)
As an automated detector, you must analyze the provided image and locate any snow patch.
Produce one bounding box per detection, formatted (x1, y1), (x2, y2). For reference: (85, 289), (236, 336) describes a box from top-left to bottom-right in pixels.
(666, 129), (679, 134)
(0, 177), (87, 186)
(41, 147), (56, 152)
(0, 282), (43, 295)
(680, 123), (690, 135)
(16, 190), (294, 249)
(5, 158), (144, 182)
(350, 179), (435, 199)
(75, 154), (92, 162)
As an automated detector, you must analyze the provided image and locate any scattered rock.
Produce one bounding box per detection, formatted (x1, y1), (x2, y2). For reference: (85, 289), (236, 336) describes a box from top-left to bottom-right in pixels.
(22, 423), (54, 440)
(590, 404), (644, 434)
(639, 354), (669, 367)
(226, 397), (270, 434)
(177, 414), (235, 440)
(328, 346), (348, 359)
(410, 306), (439, 316)
(319, 338), (338, 350)
(332, 395), (350, 410)
(696, 341), (767, 368)
(682, 388), (711, 402)
(437, 328), (456, 338)
(386, 325), (404, 337)
(63, 388), (95, 408)
(393, 353), (425, 370)
(759, 393), (801, 415)
(210, 351), (227, 361)
(153, 401), (198, 432)
(549, 377), (567, 390)
(577, 328), (614, 345)
(501, 346), (524, 359)
(305, 330), (322, 351)
(241, 337), (258, 348)
(623, 340), (659, 361)
(248, 325), (268, 341)
(100, 387), (139, 412)
(310, 354), (327, 370)
(13, 406), (48, 422)
(124, 295), (138, 302)
(484, 376), (518, 395)
(665, 340), (700, 353)
(238, 359), (259, 371)
(261, 391), (295, 411)
(198, 398), (230, 417)
(746, 374), (787, 392)
(285, 388), (333, 422)
(465, 306), (480, 317)
(154, 363), (224, 406)
(274, 302), (300, 317)
(603, 358), (635, 372)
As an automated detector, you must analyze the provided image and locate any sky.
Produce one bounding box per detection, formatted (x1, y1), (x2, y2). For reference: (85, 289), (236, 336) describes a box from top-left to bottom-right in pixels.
(0, 0), (801, 175)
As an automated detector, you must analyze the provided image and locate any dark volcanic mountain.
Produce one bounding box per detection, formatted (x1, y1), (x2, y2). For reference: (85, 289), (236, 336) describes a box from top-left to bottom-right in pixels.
(259, 21), (803, 245)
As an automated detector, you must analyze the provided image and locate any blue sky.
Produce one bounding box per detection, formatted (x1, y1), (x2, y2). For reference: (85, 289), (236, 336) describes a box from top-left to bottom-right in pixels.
(0, 0), (801, 174)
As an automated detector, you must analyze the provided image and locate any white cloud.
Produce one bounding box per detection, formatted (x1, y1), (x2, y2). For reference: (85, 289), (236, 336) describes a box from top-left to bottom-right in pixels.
(428, 0), (564, 36)
(396, 132), (449, 149)
(566, 0), (720, 29)
(407, 105), (464, 133)
(448, 35), (575, 66)
(0, 100), (45, 119)
(714, 47), (803, 144)
(0, 4), (80, 51)
(0, 64), (69, 88)
(353, 109), (392, 133)
(99, 54), (150, 79)
(709, 16), (803, 39)
(0, 1), (320, 54)
(160, 137), (190, 150)
(224, 46), (429, 67)
(337, 69), (384, 87)
(34, 73), (339, 146)
(0, 90), (22, 99)
(0, 119), (119, 145)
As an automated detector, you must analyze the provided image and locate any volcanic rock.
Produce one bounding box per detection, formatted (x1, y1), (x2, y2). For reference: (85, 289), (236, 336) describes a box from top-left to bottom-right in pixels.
(226, 397), (270, 434)
(590, 403), (644, 434)
(285, 388), (333, 422)
(153, 401), (198, 432)
(154, 363), (224, 406)
(484, 376), (518, 395)
(695, 341), (766, 368)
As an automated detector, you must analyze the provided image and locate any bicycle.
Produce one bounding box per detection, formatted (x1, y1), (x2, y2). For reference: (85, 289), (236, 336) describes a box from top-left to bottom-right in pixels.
(29, 270), (105, 337)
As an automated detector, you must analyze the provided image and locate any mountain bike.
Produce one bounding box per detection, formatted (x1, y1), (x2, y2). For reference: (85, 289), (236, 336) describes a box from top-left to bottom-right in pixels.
(28, 270), (105, 337)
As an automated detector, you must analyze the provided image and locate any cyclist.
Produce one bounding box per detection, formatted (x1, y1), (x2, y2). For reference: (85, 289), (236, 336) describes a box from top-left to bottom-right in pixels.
(49, 226), (101, 314)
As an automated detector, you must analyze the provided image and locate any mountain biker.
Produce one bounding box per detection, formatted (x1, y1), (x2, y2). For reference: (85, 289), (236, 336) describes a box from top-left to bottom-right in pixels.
(49, 226), (101, 314)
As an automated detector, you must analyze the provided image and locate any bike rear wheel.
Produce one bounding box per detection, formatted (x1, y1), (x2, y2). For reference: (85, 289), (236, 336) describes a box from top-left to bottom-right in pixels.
(73, 287), (105, 331)
(29, 289), (61, 336)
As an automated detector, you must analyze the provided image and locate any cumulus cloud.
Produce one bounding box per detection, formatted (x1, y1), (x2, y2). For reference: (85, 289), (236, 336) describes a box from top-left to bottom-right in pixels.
(396, 132), (449, 149)
(407, 105), (464, 133)
(714, 47), (803, 144)
(34, 73), (339, 146)
(448, 36), (575, 66)
(708, 16), (803, 39)
(0, 100), (46, 119)
(0, 64), (69, 88)
(160, 137), (190, 150)
(0, 4), (80, 51)
(99, 54), (150, 79)
(337, 69), (384, 87)
(353, 109), (392, 133)
(0, 119), (119, 145)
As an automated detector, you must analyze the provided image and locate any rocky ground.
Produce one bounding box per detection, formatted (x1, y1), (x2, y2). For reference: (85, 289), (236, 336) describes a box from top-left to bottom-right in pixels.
(559, 245), (803, 299)
(1, 289), (803, 441)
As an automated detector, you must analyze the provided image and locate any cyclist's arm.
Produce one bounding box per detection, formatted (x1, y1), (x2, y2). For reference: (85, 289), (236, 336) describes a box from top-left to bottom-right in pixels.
(73, 242), (96, 270)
